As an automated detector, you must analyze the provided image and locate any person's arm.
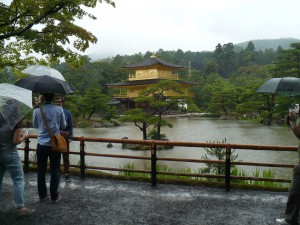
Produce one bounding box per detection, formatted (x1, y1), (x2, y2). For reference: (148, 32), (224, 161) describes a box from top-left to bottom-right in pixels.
(32, 108), (39, 128)
(67, 111), (73, 139)
(286, 115), (300, 139)
(13, 129), (29, 145)
(60, 108), (67, 130)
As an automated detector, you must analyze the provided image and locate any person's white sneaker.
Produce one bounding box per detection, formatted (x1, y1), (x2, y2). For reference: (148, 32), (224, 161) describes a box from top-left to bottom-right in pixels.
(276, 218), (291, 225)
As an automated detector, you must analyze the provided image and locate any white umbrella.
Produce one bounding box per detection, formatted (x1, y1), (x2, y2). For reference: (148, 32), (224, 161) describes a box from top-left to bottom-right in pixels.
(22, 65), (65, 81)
(0, 83), (32, 129)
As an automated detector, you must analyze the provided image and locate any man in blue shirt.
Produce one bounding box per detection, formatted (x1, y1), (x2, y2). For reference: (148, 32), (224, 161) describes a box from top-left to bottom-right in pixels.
(33, 93), (66, 203)
(55, 96), (73, 182)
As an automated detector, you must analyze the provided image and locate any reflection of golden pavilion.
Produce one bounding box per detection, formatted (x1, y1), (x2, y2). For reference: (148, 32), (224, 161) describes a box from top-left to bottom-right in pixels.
(107, 55), (197, 104)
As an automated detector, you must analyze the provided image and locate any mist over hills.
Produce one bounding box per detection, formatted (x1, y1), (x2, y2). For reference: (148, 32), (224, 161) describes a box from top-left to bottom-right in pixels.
(234, 38), (300, 51)
(89, 38), (300, 60)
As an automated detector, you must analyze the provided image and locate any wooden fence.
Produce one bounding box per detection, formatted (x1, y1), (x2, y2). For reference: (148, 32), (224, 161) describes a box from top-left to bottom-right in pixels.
(20, 135), (297, 191)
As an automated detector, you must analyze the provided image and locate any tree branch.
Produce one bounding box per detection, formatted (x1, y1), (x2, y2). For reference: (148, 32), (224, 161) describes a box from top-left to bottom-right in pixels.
(0, 1), (71, 40)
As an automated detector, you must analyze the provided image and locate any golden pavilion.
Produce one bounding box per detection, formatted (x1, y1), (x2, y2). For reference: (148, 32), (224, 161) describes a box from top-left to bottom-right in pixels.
(107, 54), (197, 108)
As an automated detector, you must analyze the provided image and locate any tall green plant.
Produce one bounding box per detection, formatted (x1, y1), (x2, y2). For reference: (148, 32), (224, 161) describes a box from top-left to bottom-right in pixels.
(201, 138), (238, 180)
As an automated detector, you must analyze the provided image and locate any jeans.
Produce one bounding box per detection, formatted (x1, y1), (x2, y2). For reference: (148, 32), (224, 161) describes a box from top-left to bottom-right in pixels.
(285, 163), (300, 225)
(0, 149), (24, 208)
(62, 140), (70, 175)
(36, 144), (61, 200)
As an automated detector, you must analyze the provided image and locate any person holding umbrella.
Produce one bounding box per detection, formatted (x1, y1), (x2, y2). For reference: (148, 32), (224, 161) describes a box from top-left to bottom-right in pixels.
(33, 93), (66, 203)
(0, 84), (35, 215)
(0, 114), (35, 215)
(55, 96), (73, 182)
(276, 113), (300, 225)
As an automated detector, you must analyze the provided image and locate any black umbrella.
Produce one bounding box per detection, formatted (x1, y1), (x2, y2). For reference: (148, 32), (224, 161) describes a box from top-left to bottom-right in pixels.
(256, 77), (300, 96)
(15, 75), (75, 94)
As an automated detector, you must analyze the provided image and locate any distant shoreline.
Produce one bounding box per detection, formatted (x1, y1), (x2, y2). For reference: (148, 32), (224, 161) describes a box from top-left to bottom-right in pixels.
(162, 113), (210, 118)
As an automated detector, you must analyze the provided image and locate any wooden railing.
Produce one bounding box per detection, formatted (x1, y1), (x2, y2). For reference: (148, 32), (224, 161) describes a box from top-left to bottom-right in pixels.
(21, 135), (297, 191)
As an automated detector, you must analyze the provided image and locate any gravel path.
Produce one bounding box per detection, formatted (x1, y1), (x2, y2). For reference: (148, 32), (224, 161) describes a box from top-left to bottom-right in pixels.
(0, 172), (291, 225)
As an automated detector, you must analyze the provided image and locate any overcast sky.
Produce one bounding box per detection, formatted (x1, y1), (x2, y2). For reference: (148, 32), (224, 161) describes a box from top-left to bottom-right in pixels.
(76, 0), (300, 59)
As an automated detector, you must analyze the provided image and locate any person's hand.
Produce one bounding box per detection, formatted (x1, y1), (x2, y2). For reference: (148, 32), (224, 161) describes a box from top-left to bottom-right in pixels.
(285, 115), (291, 126)
(22, 130), (30, 140)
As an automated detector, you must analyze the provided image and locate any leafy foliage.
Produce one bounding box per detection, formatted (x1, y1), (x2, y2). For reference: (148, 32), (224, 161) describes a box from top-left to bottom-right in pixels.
(205, 77), (237, 115)
(0, 0), (115, 68)
(119, 108), (150, 140)
(134, 80), (186, 140)
(81, 88), (114, 120)
(271, 43), (300, 77)
(201, 139), (238, 180)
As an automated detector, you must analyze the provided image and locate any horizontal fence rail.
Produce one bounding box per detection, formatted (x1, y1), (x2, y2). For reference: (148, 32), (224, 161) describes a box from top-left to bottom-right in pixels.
(20, 135), (297, 191)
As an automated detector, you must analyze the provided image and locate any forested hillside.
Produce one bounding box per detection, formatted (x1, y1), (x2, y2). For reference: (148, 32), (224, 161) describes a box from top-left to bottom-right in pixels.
(234, 38), (300, 51)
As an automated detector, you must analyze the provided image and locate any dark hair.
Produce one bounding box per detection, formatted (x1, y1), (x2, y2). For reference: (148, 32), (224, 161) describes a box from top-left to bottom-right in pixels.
(55, 96), (64, 103)
(43, 93), (54, 102)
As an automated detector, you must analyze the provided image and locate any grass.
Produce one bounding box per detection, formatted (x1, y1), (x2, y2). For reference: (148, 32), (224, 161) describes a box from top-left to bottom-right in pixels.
(119, 163), (288, 190)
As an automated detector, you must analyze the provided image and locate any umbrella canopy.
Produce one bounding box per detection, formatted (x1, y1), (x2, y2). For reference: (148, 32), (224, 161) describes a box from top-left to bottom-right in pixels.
(15, 75), (75, 95)
(256, 77), (300, 96)
(22, 65), (65, 81)
(0, 83), (32, 129)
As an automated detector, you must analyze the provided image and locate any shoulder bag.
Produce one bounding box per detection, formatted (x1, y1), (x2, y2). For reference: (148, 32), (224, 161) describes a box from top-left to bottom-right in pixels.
(39, 105), (67, 153)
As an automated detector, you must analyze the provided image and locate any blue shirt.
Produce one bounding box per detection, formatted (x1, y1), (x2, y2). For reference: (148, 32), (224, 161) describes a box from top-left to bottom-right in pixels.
(33, 103), (66, 146)
(62, 109), (73, 139)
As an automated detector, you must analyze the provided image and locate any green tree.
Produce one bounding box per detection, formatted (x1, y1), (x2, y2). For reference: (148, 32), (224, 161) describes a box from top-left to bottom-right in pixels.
(120, 108), (151, 140)
(58, 56), (126, 95)
(201, 139), (238, 180)
(231, 65), (272, 116)
(206, 77), (237, 115)
(222, 43), (236, 77)
(213, 43), (223, 75)
(241, 41), (257, 66)
(204, 60), (218, 74)
(271, 42), (300, 77)
(81, 88), (111, 120)
(0, 0), (115, 68)
(121, 80), (185, 140)
(134, 80), (187, 140)
(213, 43), (237, 77)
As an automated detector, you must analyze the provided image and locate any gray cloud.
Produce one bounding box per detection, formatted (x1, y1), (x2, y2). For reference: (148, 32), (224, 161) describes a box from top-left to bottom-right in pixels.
(76, 0), (300, 58)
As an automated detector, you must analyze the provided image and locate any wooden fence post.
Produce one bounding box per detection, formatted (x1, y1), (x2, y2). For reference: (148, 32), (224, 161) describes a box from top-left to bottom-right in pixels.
(23, 138), (30, 173)
(151, 144), (157, 186)
(80, 138), (86, 179)
(225, 144), (231, 191)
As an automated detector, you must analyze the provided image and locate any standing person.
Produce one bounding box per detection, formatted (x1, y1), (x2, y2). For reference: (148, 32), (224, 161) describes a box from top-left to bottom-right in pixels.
(276, 114), (300, 225)
(0, 113), (35, 215)
(33, 93), (66, 202)
(55, 96), (73, 182)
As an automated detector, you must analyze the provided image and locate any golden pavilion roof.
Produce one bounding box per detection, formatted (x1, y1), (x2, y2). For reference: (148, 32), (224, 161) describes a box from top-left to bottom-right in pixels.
(107, 79), (198, 87)
(123, 56), (183, 70)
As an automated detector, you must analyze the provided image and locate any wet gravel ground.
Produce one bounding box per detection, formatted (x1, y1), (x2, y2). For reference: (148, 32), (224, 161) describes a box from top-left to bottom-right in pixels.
(0, 172), (292, 225)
